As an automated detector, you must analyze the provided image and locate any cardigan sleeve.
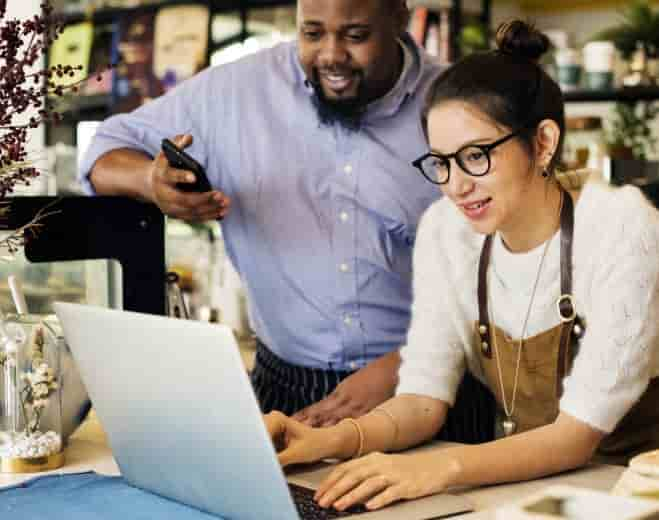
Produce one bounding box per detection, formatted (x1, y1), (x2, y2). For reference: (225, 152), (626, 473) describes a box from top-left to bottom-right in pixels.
(560, 196), (659, 433)
(396, 202), (467, 405)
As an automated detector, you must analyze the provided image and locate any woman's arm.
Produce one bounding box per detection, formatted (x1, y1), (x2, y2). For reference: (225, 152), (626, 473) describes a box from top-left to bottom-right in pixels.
(440, 412), (604, 488)
(314, 411), (604, 511)
(346, 393), (448, 454)
(265, 393), (447, 466)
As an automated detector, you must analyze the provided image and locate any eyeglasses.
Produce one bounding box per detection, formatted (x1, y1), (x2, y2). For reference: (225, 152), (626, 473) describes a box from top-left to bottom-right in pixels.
(412, 129), (523, 185)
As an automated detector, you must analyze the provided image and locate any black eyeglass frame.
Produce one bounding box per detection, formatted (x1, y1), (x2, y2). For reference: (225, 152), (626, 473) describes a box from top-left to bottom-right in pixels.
(412, 128), (525, 185)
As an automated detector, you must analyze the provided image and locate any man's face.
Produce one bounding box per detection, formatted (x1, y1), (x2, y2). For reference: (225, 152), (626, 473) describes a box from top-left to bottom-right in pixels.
(297, 0), (406, 109)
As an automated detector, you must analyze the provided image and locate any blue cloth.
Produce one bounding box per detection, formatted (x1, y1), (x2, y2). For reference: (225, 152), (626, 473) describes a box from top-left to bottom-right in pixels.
(0, 472), (219, 519)
(80, 35), (441, 371)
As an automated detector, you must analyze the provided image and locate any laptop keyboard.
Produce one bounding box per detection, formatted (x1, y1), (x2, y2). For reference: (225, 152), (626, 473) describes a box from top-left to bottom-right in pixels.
(289, 483), (369, 519)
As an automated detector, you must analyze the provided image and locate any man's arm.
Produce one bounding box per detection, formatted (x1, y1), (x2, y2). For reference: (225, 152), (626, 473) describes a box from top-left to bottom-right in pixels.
(90, 148), (153, 200)
(90, 134), (230, 222)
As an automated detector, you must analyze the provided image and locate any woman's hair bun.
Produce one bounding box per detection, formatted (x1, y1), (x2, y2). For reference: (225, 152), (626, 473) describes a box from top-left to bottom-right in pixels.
(495, 20), (549, 62)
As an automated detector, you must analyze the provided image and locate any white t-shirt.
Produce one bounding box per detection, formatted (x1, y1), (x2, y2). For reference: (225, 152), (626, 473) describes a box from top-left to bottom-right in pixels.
(397, 178), (659, 433)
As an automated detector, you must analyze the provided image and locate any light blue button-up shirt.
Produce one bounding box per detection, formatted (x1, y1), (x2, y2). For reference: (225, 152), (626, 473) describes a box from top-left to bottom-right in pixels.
(80, 35), (441, 371)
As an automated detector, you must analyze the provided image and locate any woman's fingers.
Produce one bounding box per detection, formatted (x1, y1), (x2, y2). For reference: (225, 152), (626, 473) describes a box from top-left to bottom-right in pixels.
(264, 411), (287, 441)
(313, 453), (437, 511)
(332, 474), (391, 511)
(314, 460), (352, 499)
(316, 462), (383, 508)
(365, 483), (406, 510)
(269, 417), (323, 467)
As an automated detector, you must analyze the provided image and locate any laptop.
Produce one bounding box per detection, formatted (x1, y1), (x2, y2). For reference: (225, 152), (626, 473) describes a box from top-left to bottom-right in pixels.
(54, 302), (473, 520)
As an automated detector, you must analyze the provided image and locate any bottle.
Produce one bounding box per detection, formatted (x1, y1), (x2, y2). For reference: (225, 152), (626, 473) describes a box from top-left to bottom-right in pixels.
(564, 116), (605, 171)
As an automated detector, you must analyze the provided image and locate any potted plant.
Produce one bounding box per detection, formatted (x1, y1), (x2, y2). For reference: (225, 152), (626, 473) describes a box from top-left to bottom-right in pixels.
(592, 0), (659, 60)
(458, 22), (489, 57)
(606, 101), (659, 160)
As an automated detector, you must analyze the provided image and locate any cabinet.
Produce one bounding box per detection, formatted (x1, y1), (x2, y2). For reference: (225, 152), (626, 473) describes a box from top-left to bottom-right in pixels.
(561, 88), (659, 206)
(408, 0), (491, 64)
(49, 0), (295, 147)
(563, 86), (659, 103)
(49, 0), (495, 148)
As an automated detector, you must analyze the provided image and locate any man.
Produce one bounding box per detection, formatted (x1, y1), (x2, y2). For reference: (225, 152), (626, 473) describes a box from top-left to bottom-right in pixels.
(80, 0), (441, 427)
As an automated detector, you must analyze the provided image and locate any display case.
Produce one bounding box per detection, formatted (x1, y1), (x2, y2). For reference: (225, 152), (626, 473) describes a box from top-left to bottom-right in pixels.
(0, 196), (167, 464)
(0, 314), (63, 473)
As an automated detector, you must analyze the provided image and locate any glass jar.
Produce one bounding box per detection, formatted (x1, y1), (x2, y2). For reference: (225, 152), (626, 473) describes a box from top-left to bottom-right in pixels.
(563, 116), (607, 172)
(555, 47), (582, 91)
(0, 314), (63, 473)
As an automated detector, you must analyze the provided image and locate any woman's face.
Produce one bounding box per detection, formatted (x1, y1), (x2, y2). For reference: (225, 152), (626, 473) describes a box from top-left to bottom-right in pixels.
(427, 101), (541, 237)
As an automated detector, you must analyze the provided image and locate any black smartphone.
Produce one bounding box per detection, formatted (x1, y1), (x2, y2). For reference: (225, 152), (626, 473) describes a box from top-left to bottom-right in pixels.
(161, 138), (212, 193)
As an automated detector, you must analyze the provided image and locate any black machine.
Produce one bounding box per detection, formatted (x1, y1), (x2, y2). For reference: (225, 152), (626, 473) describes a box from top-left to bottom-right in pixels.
(2, 196), (166, 315)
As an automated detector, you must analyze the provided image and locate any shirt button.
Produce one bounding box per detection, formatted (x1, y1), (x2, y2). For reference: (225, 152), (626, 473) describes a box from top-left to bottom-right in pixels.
(343, 316), (352, 325)
(349, 361), (357, 370)
(344, 164), (353, 174)
(339, 211), (349, 222)
(339, 263), (349, 273)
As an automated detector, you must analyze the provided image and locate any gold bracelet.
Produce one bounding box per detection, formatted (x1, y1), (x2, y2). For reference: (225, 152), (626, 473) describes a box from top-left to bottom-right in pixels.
(372, 407), (399, 447)
(343, 418), (364, 459)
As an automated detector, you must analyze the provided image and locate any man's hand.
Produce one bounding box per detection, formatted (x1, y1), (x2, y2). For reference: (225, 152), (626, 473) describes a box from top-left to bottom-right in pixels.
(146, 134), (231, 222)
(293, 351), (400, 427)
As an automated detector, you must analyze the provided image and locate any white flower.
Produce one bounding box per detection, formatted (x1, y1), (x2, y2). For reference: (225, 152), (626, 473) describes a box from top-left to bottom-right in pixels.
(32, 399), (47, 409)
(34, 383), (49, 397)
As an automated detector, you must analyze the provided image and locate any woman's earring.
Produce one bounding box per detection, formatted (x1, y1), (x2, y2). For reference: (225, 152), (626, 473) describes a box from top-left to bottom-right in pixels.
(541, 157), (552, 178)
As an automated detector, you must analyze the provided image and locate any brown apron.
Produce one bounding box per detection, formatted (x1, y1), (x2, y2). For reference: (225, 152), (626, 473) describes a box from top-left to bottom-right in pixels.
(473, 189), (659, 465)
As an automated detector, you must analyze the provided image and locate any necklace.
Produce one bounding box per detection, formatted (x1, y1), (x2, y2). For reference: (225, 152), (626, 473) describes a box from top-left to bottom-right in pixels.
(489, 190), (563, 436)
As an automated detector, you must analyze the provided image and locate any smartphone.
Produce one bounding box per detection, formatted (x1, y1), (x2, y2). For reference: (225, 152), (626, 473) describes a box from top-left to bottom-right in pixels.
(161, 138), (212, 193)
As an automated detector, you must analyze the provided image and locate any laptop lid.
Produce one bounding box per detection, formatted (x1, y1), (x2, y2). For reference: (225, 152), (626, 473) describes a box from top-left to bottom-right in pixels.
(54, 302), (300, 520)
(55, 302), (473, 520)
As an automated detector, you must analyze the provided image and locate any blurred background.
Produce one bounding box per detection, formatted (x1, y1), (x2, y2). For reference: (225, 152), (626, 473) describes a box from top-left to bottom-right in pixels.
(5, 0), (659, 337)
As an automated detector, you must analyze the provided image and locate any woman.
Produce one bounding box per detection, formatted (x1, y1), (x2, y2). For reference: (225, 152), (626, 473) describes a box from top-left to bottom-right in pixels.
(265, 20), (659, 512)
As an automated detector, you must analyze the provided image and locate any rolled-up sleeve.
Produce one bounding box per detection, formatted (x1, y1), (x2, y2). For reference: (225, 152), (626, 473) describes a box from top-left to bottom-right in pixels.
(78, 68), (216, 194)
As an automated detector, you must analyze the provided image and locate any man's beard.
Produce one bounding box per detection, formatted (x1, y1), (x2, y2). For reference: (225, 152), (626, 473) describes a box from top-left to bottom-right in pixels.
(309, 68), (367, 132)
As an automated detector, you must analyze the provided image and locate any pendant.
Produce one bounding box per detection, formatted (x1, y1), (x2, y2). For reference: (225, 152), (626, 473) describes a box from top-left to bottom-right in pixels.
(503, 417), (517, 436)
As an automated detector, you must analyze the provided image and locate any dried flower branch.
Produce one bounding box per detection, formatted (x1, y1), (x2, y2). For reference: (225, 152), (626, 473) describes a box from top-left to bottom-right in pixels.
(0, 1), (104, 253)
(0, 197), (61, 257)
(1, 2), (67, 190)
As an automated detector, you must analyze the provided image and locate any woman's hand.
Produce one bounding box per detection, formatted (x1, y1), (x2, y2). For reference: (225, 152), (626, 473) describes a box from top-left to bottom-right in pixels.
(264, 411), (349, 467)
(314, 451), (457, 511)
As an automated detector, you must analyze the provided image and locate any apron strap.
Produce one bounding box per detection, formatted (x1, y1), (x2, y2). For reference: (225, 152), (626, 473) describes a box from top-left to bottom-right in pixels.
(557, 192), (577, 397)
(477, 188), (578, 368)
(477, 235), (494, 357)
(558, 191), (575, 319)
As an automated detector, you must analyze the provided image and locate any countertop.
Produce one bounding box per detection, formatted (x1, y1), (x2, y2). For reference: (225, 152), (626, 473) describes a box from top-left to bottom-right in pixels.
(0, 412), (626, 519)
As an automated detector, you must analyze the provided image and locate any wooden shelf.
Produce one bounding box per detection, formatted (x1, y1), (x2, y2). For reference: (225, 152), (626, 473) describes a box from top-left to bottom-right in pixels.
(563, 86), (659, 103)
(56, 0), (295, 25)
(49, 94), (112, 122)
(58, 0), (210, 25)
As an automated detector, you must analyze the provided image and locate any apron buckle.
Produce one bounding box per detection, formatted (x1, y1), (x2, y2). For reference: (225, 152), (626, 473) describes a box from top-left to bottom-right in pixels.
(556, 294), (577, 323)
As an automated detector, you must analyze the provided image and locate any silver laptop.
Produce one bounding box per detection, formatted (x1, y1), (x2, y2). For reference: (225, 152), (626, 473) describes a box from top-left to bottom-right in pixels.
(55, 302), (473, 520)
